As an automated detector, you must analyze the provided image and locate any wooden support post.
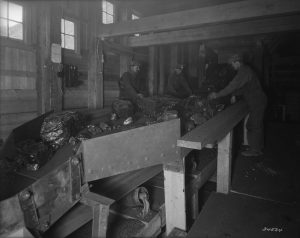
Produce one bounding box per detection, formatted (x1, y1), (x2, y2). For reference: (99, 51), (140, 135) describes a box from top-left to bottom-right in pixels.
(148, 46), (158, 96)
(91, 204), (110, 237)
(50, 4), (63, 112)
(164, 163), (186, 235)
(158, 46), (166, 95)
(82, 191), (115, 238)
(216, 131), (233, 194)
(119, 7), (130, 78)
(36, 2), (51, 114)
(88, 4), (103, 109)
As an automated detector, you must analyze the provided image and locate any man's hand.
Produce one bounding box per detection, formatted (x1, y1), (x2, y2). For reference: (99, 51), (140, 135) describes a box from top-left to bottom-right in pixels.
(137, 93), (144, 98)
(230, 96), (236, 104)
(208, 92), (218, 100)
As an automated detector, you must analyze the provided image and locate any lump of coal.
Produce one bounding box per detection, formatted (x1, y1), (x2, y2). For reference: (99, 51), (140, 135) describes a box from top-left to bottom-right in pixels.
(40, 111), (83, 149)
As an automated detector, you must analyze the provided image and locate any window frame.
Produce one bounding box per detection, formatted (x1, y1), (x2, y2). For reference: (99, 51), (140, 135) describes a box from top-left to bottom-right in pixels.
(0, 0), (24, 41)
(61, 16), (80, 55)
(102, 0), (114, 24)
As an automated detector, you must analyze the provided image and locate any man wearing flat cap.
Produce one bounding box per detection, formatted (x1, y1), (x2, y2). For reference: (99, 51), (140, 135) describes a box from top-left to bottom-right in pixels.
(208, 54), (267, 157)
(119, 60), (146, 105)
(166, 64), (193, 99)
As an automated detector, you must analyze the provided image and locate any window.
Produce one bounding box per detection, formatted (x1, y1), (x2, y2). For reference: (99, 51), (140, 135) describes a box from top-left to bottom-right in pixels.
(132, 14), (140, 36)
(102, 0), (114, 24)
(0, 1), (23, 40)
(132, 14), (139, 20)
(61, 18), (75, 50)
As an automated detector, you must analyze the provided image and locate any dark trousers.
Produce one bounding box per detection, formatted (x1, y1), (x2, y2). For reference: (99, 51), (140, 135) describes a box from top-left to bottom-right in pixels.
(246, 102), (267, 151)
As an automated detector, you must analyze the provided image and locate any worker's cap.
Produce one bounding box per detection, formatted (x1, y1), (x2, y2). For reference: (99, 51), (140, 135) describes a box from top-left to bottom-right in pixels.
(228, 54), (242, 64)
(175, 64), (184, 70)
(129, 60), (140, 67)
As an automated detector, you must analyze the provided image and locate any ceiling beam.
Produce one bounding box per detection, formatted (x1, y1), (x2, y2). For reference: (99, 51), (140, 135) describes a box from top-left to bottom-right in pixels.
(100, 0), (300, 37)
(127, 14), (300, 47)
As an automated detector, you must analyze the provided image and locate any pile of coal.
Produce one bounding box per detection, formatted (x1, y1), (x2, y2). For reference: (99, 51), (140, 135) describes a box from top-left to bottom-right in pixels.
(40, 111), (83, 149)
(137, 96), (180, 119)
(13, 139), (54, 171)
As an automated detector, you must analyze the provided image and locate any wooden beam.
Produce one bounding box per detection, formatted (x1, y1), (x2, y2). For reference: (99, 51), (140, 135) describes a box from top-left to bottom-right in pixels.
(148, 46), (158, 96)
(100, 0), (300, 37)
(158, 46), (166, 95)
(177, 101), (248, 150)
(216, 131), (233, 194)
(50, 4), (63, 112)
(36, 2), (51, 114)
(128, 14), (300, 47)
(88, 4), (103, 109)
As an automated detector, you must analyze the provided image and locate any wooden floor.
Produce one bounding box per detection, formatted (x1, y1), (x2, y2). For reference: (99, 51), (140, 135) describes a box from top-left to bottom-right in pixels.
(187, 122), (300, 238)
(187, 192), (298, 238)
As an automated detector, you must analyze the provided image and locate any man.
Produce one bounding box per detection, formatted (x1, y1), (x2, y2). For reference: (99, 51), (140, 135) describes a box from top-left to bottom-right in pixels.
(119, 60), (146, 105)
(208, 54), (267, 157)
(166, 64), (193, 99)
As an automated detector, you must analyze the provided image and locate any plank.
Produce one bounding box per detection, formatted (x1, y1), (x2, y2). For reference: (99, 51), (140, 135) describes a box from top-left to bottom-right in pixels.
(216, 131), (233, 194)
(177, 101), (248, 150)
(164, 165), (186, 235)
(158, 46), (166, 95)
(0, 90), (37, 114)
(0, 112), (37, 126)
(63, 90), (88, 109)
(100, 0), (300, 37)
(35, 2), (51, 114)
(82, 119), (181, 181)
(148, 46), (158, 96)
(0, 75), (36, 90)
(88, 3), (103, 109)
(128, 14), (300, 47)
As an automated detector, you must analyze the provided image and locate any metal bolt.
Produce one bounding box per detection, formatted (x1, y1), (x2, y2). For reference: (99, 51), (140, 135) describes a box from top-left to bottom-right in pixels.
(42, 222), (50, 230)
(144, 156), (148, 161)
(71, 156), (80, 166)
(20, 190), (31, 200)
(160, 153), (165, 157)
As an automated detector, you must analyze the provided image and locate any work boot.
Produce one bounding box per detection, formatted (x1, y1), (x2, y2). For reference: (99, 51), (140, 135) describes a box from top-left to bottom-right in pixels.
(241, 149), (263, 157)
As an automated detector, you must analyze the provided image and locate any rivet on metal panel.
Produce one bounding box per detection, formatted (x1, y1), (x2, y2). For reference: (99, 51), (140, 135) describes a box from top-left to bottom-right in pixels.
(144, 156), (148, 161)
(19, 190), (31, 201)
(175, 150), (179, 154)
(71, 156), (80, 166)
(172, 144), (176, 148)
(88, 169), (92, 174)
(160, 153), (165, 157)
(42, 221), (50, 230)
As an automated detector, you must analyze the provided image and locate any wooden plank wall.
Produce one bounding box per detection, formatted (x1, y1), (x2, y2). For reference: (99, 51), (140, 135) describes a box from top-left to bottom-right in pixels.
(0, 2), (38, 140)
(103, 52), (120, 107)
(62, 1), (90, 110)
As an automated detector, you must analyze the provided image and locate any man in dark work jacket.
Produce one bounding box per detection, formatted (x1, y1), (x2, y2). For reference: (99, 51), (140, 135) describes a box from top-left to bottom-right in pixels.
(119, 60), (146, 105)
(166, 64), (193, 99)
(208, 54), (267, 157)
